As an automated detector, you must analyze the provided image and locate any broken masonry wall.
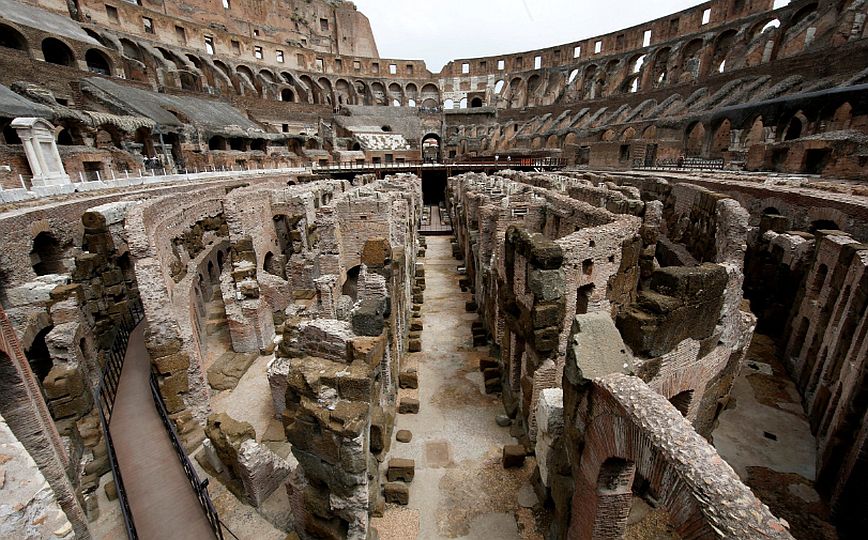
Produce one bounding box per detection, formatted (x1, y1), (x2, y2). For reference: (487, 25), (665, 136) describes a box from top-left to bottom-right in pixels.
(126, 184), (239, 437)
(783, 232), (868, 524)
(279, 175), (421, 540)
(0, 411), (77, 540)
(560, 373), (794, 540)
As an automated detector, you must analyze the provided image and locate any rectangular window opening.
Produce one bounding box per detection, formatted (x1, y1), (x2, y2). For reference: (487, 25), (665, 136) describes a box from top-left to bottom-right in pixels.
(276, 50), (285, 63)
(222, 0), (230, 8)
(316, 58), (324, 71)
(320, 18), (329, 32)
(462, 62), (470, 74)
(497, 59), (505, 70)
(105, 5), (119, 22)
(389, 63), (398, 75)
(534, 55), (542, 69)
(702, 8), (711, 25)
(254, 46), (263, 60)
(643, 30), (652, 47)
(205, 36), (215, 55)
(142, 16), (154, 34)
(175, 25), (186, 44)
(594, 40), (602, 54)
(574, 46), (581, 58)
(231, 40), (241, 54)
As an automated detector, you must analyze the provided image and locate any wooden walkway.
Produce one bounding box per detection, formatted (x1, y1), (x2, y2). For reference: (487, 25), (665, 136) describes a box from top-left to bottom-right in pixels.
(110, 323), (215, 540)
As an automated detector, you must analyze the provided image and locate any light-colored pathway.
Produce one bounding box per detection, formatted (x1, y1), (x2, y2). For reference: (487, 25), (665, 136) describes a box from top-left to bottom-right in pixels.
(374, 236), (539, 540)
(111, 323), (215, 540)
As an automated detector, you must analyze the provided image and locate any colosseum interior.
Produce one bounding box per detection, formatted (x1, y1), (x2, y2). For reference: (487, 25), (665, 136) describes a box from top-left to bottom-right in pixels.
(0, 0), (866, 539)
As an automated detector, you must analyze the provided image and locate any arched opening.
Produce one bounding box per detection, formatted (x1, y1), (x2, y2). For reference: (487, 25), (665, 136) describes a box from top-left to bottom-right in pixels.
(2, 123), (21, 144)
(281, 88), (295, 102)
(669, 390), (694, 416)
(685, 122), (706, 156)
(25, 326), (54, 384)
(342, 265), (362, 301)
(762, 207), (782, 216)
(0, 24), (28, 51)
(810, 220), (839, 234)
(422, 133), (441, 163)
(459, 97), (468, 109)
(593, 458), (636, 538)
(576, 284), (595, 315)
(494, 79), (506, 94)
(56, 128), (74, 146)
(444, 99), (454, 110)
(31, 232), (66, 276)
(470, 97), (483, 108)
(783, 116), (803, 141)
(263, 251), (285, 278)
(85, 49), (112, 75)
(41, 38), (75, 67)
(120, 38), (143, 62)
(209, 135), (227, 151)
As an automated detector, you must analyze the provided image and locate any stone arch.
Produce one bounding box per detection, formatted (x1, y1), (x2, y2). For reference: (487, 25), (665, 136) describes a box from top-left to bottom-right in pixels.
(388, 82), (403, 105)
(600, 129), (616, 142)
(333, 78), (352, 105)
(422, 133), (441, 162)
(119, 38), (143, 61)
(649, 47), (671, 87)
(685, 121), (707, 156)
(420, 83), (440, 106)
(470, 97), (483, 108)
(41, 37), (75, 67)
(743, 115), (765, 146)
(370, 81), (387, 105)
(209, 135), (228, 150)
(620, 127), (637, 141)
(711, 118), (732, 156)
(281, 88), (295, 102)
(0, 23), (28, 52)
(405, 83), (418, 103)
(508, 77), (525, 108)
(710, 29), (738, 75)
(678, 38), (704, 81)
(318, 77), (334, 105)
(782, 111), (807, 141)
(300, 75), (321, 104)
(642, 125), (657, 139)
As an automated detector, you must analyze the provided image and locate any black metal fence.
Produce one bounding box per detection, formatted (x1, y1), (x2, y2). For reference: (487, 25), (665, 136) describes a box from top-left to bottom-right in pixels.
(149, 369), (238, 539)
(634, 157), (726, 170)
(94, 300), (145, 540)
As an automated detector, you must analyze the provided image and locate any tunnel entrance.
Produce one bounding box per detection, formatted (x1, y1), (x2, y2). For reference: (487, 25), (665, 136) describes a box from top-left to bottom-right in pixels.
(421, 170), (446, 205)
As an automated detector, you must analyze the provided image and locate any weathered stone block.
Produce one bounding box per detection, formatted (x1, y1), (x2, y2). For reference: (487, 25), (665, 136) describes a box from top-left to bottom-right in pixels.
(528, 269), (565, 302)
(398, 369), (418, 389)
(398, 398), (419, 414)
(503, 445), (526, 468)
(386, 458), (415, 483)
(384, 482), (409, 505)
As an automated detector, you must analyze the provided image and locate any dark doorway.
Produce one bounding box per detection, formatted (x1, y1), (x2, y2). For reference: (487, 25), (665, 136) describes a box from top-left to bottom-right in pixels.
(804, 149), (831, 174)
(31, 232), (65, 275)
(421, 170), (447, 205)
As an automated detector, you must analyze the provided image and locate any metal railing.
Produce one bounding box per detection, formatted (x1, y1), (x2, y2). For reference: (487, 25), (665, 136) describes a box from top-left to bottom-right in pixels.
(149, 369), (238, 540)
(634, 157), (726, 170)
(94, 299), (145, 540)
(311, 157), (567, 172)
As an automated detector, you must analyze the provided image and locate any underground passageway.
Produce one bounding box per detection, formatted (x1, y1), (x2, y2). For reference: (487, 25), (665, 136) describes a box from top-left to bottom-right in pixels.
(373, 236), (538, 539)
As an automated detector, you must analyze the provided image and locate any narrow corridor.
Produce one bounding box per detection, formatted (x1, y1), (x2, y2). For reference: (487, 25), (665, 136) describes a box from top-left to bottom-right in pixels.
(373, 236), (539, 539)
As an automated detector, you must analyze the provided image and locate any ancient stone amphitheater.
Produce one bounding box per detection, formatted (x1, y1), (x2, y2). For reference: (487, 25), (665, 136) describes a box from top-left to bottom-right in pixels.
(0, 0), (865, 539)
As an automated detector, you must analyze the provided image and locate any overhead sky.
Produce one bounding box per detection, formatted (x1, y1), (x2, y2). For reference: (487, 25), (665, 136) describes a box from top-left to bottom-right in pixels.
(351, 0), (708, 73)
